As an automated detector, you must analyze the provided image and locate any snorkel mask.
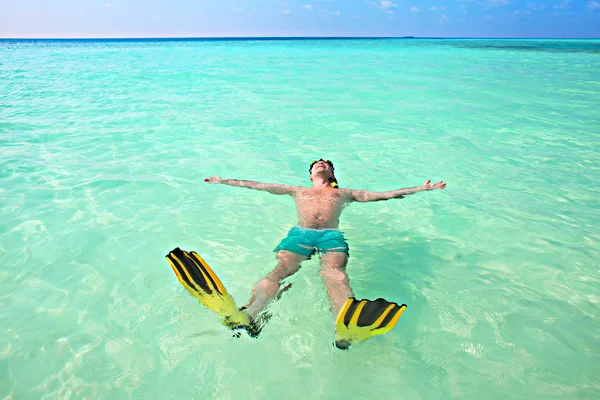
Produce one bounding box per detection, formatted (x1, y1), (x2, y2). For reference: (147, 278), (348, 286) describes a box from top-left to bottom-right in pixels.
(309, 159), (339, 188)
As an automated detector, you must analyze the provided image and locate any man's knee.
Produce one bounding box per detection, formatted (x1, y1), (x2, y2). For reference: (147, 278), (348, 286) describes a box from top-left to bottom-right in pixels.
(267, 255), (303, 282)
(320, 268), (348, 283)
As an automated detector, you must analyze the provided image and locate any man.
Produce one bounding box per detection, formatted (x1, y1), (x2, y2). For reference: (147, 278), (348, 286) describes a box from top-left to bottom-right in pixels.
(166, 159), (446, 349)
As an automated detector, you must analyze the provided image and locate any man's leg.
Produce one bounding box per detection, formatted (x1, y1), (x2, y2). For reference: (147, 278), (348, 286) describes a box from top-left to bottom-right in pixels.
(319, 252), (354, 318)
(243, 250), (308, 318)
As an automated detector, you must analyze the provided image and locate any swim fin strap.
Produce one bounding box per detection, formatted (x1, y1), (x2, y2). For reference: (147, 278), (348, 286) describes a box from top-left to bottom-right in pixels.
(334, 297), (407, 350)
(166, 247), (260, 337)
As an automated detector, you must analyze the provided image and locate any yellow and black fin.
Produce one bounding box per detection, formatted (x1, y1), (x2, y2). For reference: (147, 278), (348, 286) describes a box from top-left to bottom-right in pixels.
(166, 247), (260, 337)
(334, 297), (406, 350)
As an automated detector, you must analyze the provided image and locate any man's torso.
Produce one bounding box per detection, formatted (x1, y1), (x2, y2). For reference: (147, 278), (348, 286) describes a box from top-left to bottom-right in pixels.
(293, 188), (350, 229)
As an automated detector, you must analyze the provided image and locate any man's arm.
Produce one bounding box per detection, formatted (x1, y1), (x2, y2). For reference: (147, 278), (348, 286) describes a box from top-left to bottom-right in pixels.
(347, 180), (446, 202)
(204, 176), (300, 196)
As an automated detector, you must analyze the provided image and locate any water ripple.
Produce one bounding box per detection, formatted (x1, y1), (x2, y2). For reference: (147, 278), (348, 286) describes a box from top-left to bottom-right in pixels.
(1, 38), (599, 399)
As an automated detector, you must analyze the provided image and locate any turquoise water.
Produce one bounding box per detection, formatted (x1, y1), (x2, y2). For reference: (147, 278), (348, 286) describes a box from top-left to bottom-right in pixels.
(1, 38), (599, 399)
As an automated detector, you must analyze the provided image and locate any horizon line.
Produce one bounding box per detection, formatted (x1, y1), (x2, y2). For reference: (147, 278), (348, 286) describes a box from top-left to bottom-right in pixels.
(1, 35), (599, 40)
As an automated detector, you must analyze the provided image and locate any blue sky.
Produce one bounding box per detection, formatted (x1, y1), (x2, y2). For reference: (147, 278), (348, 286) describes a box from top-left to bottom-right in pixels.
(1, 0), (598, 38)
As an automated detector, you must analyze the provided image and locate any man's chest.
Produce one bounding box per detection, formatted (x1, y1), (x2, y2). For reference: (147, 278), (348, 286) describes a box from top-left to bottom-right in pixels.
(297, 191), (345, 206)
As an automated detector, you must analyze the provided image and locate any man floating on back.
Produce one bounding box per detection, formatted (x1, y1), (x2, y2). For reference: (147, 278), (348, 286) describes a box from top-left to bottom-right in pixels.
(166, 159), (446, 349)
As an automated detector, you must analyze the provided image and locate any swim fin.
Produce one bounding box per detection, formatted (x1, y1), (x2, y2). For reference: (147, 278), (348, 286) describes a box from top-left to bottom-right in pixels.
(334, 297), (407, 350)
(166, 247), (260, 337)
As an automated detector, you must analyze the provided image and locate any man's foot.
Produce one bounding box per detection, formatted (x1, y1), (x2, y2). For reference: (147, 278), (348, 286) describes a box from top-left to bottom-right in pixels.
(334, 297), (407, 350)
(167, 247), (259, 335)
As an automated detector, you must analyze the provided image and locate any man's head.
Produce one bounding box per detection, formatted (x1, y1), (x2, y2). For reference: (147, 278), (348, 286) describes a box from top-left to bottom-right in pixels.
(309, 159), (339, 188)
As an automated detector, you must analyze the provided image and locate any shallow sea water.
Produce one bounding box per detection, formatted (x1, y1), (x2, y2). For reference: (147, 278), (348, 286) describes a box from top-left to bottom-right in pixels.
(1, 38), (599, 399)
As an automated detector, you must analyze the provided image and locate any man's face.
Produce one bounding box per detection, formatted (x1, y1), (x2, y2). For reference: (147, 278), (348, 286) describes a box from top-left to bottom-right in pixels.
(310, 159), (334, 179)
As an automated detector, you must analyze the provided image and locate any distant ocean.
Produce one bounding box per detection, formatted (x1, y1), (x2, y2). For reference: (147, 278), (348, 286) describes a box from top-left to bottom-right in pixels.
(1, 38), (599, 399)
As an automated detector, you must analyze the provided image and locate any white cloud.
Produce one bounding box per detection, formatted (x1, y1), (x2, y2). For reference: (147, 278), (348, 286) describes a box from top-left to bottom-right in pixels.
(232, 8), (243, 12)
(410, 6), (420, 11)
(334, 10), (341, 15)
(283, 9), (292, 14)
(386, 10), (395, 14)
(366, 1), (377, 6)
(587, 0), (600, 9)
(439, 13), (447, 21)
(280, 2), (289, 6)
(553, 0), (571, 9)
(430, 6), (447, 11)
(302, 4), (314, 10)
(103, 3), (116, 8)
(527, 3), (545, 11)
(380, 0), (397, 9)
(485, 15), (494, 19)
(486, 0), (509, 6)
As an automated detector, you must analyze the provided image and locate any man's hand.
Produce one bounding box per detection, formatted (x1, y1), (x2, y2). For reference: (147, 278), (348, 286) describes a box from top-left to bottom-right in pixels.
(421, 180), (446, 191)
(204, 176), (224, 184)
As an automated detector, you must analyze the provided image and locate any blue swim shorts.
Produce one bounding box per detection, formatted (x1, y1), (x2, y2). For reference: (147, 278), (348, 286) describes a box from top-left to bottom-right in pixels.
(273, 226), (350, 258)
